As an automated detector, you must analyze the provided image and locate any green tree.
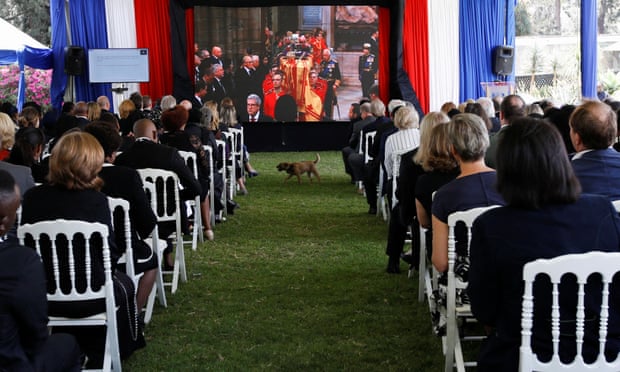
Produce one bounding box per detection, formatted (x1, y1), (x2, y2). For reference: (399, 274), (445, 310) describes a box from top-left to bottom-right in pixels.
(515, 3), (532, 36)
(0, 0), (50, 46)
(598, 0), (620, 34)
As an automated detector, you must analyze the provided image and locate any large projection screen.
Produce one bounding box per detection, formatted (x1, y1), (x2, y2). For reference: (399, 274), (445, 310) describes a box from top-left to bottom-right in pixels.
(88, 48), (150, 83)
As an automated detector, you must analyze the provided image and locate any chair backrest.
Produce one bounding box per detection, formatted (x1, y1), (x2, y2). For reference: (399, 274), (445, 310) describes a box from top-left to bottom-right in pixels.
(18, 219), (114, 303)
(178, 150), (199, 181)
(107, 196), (136, 279)
(363, 131), (376, 164)
(612, 199), (620, 213)
(228, 127), (244, 155)
(519, 252), (620, 371)
(137, 168), (182, 226)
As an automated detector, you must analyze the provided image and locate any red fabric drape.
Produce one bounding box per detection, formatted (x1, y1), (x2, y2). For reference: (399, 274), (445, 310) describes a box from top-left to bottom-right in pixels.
(185, 8), (195, 84)
(134, 0), (173, 101)
(378, 7), (391, 106)
(402, 0), (429, 113)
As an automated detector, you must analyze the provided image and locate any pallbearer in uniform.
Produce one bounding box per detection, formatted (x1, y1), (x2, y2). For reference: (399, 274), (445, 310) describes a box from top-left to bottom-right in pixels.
(359, 43), (378, 99)
(318, 48), (342, 120)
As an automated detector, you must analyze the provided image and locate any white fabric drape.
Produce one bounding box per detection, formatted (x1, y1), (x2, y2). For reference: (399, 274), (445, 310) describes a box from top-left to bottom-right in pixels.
(428, 0), (459, 112)
(104, 0), (139, 113)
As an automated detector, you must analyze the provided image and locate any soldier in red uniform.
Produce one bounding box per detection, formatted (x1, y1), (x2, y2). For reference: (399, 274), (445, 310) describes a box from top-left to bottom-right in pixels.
(263, 70), (287, 118)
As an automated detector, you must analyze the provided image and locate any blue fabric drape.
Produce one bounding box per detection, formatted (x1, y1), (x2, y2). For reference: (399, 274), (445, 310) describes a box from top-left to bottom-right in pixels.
(581, 0), (597, 99)
(50, 0), (68, 111)
(69, 0), (111, 103)
(459, 0), (506, 101)
(504, 0), (517, 82)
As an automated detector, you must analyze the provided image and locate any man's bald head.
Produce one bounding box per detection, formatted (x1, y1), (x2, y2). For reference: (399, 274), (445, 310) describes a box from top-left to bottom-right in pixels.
(133, 119), (158, 141)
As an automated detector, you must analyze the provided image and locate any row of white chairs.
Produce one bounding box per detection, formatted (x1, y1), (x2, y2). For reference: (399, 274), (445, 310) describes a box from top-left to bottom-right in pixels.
(412, 203), (620, 371)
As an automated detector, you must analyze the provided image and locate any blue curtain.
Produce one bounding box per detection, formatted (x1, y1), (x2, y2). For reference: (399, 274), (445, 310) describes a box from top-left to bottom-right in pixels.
(581, 0), (597, 99)
(69, 0), (111, 103)
(459, 0), (506, 101)
(504, 0), (517, 82)
(49, 0), (68, 111)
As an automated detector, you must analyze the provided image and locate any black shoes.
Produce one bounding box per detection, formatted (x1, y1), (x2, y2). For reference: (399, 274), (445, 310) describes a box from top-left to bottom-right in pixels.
(386, 256), (401, 274)
(368, 206), (377, 215)
(227, 200), (240, 215)
(248, 170), (259, 178)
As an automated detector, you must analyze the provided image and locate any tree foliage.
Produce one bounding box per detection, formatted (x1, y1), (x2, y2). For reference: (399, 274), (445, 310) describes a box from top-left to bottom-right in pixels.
(0, 0), (51, 46)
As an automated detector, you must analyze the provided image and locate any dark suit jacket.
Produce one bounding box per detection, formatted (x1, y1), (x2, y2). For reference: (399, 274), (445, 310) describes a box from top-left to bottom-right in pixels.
(572, 148), (620, 200)
(0, 238), (49, 370)
(239, 111), (274, 123)
(114, 139), (201, 202)
(469, 195), (620, 371)
(0, 161), (35, 198)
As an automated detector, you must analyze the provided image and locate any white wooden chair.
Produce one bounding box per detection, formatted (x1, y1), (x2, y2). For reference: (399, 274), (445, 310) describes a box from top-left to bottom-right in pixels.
(228, 127), (245, 187)
(140, 182), (168, 323)
(220, 131), (236, 200)
(107, 196), (164, 325)
(178, 150), (204, 251)
(519, 251), (620, 371)
(138, 168), (186, 294)
(18, 220), (122, 371)
(444, 205), (500, 372)
(360, 130), (376, 196)
(203, 144), (216, 228)
(214, 139), (228, 221)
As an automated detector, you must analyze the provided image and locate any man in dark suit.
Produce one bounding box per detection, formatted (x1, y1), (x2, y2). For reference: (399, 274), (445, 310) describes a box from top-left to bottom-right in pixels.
(191, 80), (208, 110)
(0, 161), (34, 199)
(239, 94), (274, 123)
(0, 170), (81, 371)
(570, 100), (620, 200)
(115, 119), (202, 266)
(343, 102), (375, 183)
(235, 55), (260, 115)
(209, 64), (228, 106)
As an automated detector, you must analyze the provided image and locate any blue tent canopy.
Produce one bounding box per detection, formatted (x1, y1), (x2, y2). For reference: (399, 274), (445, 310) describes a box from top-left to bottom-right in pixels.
(0, 17), (53, 110)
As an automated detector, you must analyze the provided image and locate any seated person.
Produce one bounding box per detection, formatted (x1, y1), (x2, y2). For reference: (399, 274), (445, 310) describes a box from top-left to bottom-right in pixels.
(431, 113), (505, 274)
(7, 127), (47, 184)
(468, 118), (620, 371)
(160, 105), (214, 240)
(84, 121), (159, 311)
(0, 170), (81, 371)
(21, 132), (144, 367)
(569, 100), (620, 200)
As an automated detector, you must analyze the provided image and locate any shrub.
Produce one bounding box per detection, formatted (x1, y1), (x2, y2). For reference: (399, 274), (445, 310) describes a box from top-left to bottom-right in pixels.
(0, 65), (52, 111)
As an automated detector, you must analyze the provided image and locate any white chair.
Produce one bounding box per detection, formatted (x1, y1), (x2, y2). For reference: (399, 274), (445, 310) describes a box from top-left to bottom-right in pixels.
(107, 196), (164, 325)
(138, 168), (187, 294)
(140, 182), (168, 323)
(359, 130), (376, 194)
(203, 144), (216, 228)
(214, 139), (228, 221)
(228, 127), (245, 188)
(18, 220), (122, 372)
(519, 251), (620, 371)
(220, 132), (236, 200)
(444, 205), (500, 372)
(178, 150), (204, 250)
(612, 199), (620, 212)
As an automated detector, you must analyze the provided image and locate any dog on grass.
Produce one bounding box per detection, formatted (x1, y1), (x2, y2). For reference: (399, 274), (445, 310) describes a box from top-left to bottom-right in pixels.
(276, 154), (321, 184)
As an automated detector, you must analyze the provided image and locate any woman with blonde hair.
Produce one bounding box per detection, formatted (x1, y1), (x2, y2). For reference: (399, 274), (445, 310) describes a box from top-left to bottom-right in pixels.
(118, 99), (137, 136)
(0, 112), (16, 160)
(21, 131), (144, 367)
(87, 101), (102, 122)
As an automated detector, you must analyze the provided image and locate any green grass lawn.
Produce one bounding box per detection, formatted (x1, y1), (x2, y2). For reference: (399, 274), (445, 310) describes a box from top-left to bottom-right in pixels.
(124, 151), (444, 371)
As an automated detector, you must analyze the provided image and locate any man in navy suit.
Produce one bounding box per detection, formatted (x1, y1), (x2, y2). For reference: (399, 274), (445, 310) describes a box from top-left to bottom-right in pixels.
(570, 100), (620, 200)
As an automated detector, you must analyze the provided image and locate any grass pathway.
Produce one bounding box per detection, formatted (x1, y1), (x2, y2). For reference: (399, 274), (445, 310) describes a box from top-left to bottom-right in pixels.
(125, 151), (443, 371)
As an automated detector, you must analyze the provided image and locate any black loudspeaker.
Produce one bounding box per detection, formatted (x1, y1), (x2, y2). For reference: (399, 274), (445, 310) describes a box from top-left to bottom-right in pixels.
(64, 46), (85, 75)
(492, 45), (514, 75)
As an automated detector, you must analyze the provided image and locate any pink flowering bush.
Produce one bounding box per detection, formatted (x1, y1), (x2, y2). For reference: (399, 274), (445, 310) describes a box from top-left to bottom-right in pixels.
(0, 65), (52, 110)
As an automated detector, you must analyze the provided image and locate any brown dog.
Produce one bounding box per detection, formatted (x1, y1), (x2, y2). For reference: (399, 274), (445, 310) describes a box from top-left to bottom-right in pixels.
(276, 154), (321, 184)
